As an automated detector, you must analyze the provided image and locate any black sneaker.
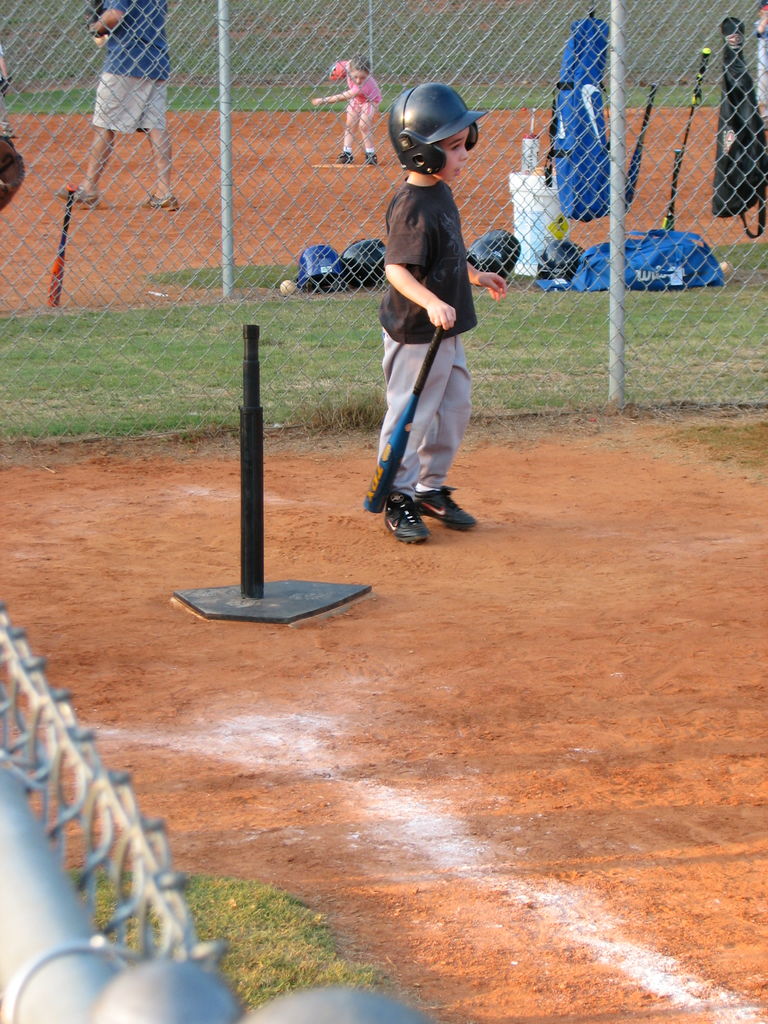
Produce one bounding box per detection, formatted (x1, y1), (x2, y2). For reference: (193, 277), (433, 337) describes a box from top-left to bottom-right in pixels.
(364, 152), (378, 166)
(337, 151), (354, 164)
(415, 487), (476, 530)
(385, 492), (430, 544)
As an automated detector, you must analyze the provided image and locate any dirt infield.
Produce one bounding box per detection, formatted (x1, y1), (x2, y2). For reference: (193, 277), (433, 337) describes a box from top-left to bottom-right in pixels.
(3, 106), (752, 312)
(1, 414), (767, 1023)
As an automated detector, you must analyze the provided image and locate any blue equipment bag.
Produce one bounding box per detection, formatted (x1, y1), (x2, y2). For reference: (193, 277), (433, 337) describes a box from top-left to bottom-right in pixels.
(536, 230), (725, 291)
(545, 14), (655, 221)
(546, 15), (611, 221)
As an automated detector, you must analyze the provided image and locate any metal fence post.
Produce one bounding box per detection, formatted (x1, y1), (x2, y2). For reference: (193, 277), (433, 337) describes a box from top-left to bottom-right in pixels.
(218, 0), (234, 297)
(609, 0), (628, 408)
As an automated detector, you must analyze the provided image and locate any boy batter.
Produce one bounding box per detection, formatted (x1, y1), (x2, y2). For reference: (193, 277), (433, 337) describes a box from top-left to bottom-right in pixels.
(375, 83), (507, 544)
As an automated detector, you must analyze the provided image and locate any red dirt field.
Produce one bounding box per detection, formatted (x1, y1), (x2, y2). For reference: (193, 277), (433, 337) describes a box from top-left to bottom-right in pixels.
(1, 414), (766, 1024)
(1, 106), (753, 313)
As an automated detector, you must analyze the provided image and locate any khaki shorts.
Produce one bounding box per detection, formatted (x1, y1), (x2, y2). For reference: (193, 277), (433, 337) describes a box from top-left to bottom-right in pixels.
(92, 72), (167, 133)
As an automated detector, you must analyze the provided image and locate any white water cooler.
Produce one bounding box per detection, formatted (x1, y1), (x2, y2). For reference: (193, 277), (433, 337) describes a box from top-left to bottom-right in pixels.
(508, 172), (567, 276)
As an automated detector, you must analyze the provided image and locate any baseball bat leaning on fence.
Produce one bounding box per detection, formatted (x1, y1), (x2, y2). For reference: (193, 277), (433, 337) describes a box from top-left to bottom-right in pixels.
(364, 326), (444, 514)
(48, 186), (76, 307)
(661, 47), (711, 231)
(625, 82), (658, 206)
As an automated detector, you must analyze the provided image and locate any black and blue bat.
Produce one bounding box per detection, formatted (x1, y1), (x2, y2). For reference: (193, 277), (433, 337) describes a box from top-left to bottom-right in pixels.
(626, 82), (657, 208)
(364, 326), (444, 514)
(662, 47), (711, 230)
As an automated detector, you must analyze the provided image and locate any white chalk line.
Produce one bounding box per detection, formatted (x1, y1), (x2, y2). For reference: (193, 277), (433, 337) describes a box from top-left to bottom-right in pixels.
(169, 484), (318, 507)
(98, 712), (766, 1023)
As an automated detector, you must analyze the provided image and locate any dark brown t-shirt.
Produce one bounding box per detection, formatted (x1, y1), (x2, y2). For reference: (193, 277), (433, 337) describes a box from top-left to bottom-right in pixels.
(379, 180), (477, 344)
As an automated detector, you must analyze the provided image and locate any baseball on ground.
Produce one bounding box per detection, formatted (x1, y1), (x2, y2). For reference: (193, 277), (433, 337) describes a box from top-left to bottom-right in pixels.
(279, 279), (297, 295)
(719, 261), (732, 275)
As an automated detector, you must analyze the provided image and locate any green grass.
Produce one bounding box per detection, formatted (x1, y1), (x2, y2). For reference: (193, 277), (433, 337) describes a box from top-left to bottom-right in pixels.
(12, 82), (721, 117)
(186, 875), (381, 1009)
(3, 259), (766, 439)
(7, 0), (746, 130)
(11, 0), (745, 91)
(152, 264), (299, 291)
(87, 871), (382, 1010)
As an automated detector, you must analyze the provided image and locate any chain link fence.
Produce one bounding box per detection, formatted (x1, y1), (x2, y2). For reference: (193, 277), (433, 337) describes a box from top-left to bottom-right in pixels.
(1, 1), (766, 439)
(0, 602), (220, 968)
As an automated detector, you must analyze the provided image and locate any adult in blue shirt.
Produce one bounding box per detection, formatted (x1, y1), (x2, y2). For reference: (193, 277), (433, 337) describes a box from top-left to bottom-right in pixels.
(59, 0), (178, 210)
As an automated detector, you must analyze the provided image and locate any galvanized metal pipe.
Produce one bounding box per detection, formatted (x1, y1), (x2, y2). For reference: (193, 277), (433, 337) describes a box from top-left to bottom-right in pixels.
(609, 0), (627, 407)
(0, 770), (118, 1024)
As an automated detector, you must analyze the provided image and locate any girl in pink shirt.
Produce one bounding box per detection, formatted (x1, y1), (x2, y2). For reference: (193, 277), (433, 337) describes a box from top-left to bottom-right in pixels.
(311, 56), (382, 165)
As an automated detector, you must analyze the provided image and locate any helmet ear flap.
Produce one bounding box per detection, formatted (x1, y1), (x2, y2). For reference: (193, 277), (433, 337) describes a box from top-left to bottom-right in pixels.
(466, 121), (479, 151)
(398, 137), (445, 174)
(416, 145), (445, 173)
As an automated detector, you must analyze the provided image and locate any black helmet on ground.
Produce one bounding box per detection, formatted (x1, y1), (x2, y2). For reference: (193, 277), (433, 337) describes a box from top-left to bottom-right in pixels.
(536, 238), (584, 281)
(467, 230), (521, 279)
(341, 238), (386, 288)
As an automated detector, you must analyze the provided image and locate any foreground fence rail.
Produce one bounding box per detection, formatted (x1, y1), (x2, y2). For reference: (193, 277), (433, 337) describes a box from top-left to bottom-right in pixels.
(0, 602), (221, 966)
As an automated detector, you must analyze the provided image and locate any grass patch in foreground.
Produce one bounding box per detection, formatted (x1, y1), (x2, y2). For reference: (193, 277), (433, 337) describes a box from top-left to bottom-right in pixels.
(88, 872), (382, 1010)
(186, 875), (382, 1009)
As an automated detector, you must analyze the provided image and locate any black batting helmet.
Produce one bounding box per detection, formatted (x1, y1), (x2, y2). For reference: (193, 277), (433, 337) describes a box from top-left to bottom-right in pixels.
(721, 16), (744, 45)
(467, 230), (521, 279)
(537, 238), (584, 281)
(341, 238), (386, 288)
(388, 83), (486, 174)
